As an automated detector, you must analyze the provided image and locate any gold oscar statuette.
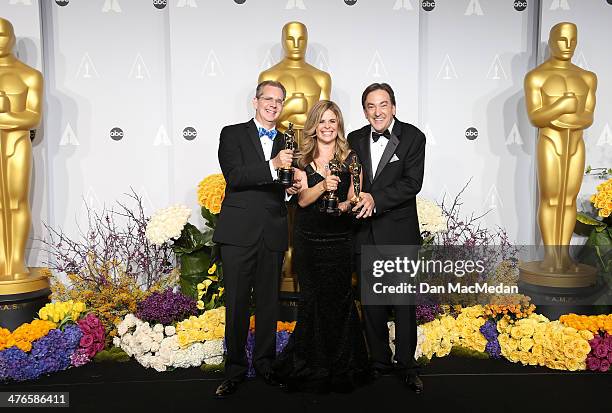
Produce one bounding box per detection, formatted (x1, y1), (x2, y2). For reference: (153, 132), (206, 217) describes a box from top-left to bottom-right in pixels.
(521, 22), (598, 288)
(348, 153), (362, 216)
(0, 18), (49, 330)
(277, 122), (296, 187)
(320, 158), (342, 216)
(258, 21), (332, 292)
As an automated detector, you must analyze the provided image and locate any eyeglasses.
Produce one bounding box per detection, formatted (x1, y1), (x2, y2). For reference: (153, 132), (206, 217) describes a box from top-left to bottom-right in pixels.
(258, 96), (285, 106)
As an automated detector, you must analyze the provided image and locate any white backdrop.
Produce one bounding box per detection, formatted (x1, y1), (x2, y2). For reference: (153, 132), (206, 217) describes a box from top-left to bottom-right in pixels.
(0, 0), (611, 266)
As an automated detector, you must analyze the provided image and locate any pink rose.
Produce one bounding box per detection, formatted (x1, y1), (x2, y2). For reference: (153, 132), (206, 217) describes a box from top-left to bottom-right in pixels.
(599, 359), (610, 372)
(80, 334), (94, 348)
(93, 329), (105, 342)
(607, 350), (612, 364)
(94, 341), (105, 353)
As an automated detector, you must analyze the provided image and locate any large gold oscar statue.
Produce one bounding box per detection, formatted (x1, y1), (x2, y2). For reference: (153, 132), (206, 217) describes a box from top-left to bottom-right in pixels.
(258, 21), (331, 291)
(0, 18), (49, 329)
(520, 22), (598, 288)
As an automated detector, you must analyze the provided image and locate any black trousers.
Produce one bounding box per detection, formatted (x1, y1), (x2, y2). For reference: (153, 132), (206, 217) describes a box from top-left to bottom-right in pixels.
(220, 239), (283, 380)
(356, 230), (418, 373)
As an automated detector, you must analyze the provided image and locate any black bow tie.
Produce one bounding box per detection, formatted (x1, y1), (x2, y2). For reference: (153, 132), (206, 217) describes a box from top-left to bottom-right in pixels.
(371, 129), (390, 143)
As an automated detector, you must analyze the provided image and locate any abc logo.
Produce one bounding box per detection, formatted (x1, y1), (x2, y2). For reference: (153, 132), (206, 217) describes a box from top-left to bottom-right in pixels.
(513, 0), (527, 11)
(422, 0), (435, 11)
(465, 127), (479, 140)
(153, 0), (167, 9)
(55, 0), (69, 6)
(344, 0), (358, 5)
(234, 0), (247, 4)
(183, 127), (197, 141)
(110, 127), (124, 141)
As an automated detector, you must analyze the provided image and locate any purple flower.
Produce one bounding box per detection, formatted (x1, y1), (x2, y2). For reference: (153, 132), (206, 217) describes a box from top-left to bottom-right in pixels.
(70, 348), (91, 367)
(594, 343), (608, 359)
(0, 326), (82, 382)
(600, 359), (611, 372)
(136, 289), (198, 325)
(586, 355), (601, 371)
(416, 304), (442, 325)
(276, 331), (290, 355)
(479, 320), (502, 359)
(245, 330), (256, 378)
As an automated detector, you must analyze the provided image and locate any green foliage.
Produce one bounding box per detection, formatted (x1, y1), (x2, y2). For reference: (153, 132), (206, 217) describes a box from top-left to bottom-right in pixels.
(94, 347), (131, 363)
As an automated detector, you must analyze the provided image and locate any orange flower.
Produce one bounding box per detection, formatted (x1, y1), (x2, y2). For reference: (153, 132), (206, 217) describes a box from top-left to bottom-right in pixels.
(560, 314), (612, 334)
(197, 174), (226, 214)
(0, 320), (57, 352)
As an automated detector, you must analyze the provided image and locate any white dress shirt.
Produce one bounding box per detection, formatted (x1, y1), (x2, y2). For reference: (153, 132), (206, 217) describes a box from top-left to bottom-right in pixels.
(253, 119), (293, 200)
(370, 119), (395, 176)
(253, 118), (279, 179)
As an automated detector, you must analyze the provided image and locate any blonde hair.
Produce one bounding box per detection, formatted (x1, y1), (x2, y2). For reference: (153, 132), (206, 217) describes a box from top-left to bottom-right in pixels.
(297, 100), (350, 169)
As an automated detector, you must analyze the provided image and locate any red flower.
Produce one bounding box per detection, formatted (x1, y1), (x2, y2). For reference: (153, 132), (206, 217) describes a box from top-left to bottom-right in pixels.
(80, 334), (94, 348)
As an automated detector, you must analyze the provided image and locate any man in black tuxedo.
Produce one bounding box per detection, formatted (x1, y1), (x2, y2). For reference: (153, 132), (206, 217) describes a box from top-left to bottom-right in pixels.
(348, 83), (425, 393)
(213, 80), (300, 398)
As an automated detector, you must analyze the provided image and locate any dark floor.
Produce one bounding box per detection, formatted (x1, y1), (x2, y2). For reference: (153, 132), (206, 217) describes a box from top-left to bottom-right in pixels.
(3, 356), (610, 413)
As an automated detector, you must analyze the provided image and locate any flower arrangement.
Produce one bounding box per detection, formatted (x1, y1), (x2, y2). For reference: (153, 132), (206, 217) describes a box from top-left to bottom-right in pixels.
(479, 319), (501, 359)
(416, 197), (447, 242)
(0, 320), (57, 352)
(145, 205), (192, 246)
(590, 178), (612, 219)
(136, 288), (198, 326)
(37, 300), (87, 326)
(586, 333), (612, 372)
(113, 312), (224, 371)
(0, 302), (106, 382)
(497, 314), (593, 371)
(176, 307), (225, 348)
(559, 314), (612, 335)
(147, 174), (226, 310)
(198, 173), (226, 216)
(575, 172), (612, 276)
(41, 191), (177, 345)
(0, 325), (82, 382)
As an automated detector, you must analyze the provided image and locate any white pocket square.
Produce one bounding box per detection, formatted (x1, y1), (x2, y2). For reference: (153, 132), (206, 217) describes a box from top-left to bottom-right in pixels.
(390, 154), (400, 163)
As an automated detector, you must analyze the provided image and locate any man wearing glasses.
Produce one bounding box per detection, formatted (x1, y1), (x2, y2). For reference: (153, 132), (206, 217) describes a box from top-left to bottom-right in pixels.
(213, 80), (300, 398)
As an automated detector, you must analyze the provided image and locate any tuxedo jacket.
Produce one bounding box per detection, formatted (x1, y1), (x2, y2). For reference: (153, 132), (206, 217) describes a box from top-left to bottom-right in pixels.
(213, 119), (288, 251)
(347, 118), (426, 250)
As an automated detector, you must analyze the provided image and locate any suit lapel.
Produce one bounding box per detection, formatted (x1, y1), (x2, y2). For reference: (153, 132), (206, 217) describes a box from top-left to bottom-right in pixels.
(374, 119), (402, 181)
(247, 119), (266, 161)
(360, 128), (374, 183)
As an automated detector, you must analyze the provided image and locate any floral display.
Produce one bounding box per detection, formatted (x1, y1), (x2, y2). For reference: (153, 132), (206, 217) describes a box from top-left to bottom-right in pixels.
(590, 177), (612, 218)
(559, 313), (612, 335)
(497, 315), (593, 371)
(586, 333), (612, 372)
(197, 174), (226, 215)
(0, 325), (82, 382)
(42, 192), (177, 345)
(0, 320), (57, 352)
(0, 307), (107, 382)
(136, 288), (198, 325)
(416, 197), (447, 238)
(113, 312), (224, 372)
(176, 307), (225, 348)
(145, 204), (192, 246)
(416, 304), (443, 324)
(479, 320), (501, 359)
(71, 313), (106, 366)
(37, 300), (87, 325)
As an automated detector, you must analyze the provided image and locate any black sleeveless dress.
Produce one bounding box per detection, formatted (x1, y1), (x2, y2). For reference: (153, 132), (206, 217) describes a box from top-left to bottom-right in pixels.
(274, 161), (370, 392)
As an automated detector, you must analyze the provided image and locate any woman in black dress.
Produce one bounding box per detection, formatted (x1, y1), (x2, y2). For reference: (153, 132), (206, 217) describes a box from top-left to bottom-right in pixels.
(274, 100), (369, 392)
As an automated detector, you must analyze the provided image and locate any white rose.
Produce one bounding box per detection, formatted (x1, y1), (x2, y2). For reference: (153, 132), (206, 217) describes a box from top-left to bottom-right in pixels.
(153, 324), (164, 334)
(164, 325), (176, 336)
